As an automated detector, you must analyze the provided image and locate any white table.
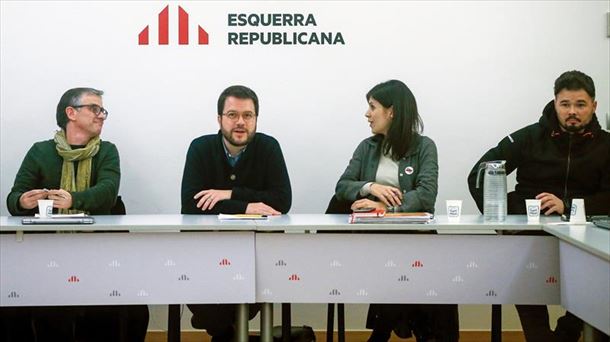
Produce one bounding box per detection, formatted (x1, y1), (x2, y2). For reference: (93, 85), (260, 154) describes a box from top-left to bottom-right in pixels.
(0, 215), (257, 342)
(543, 223), (610, 338)
(254, 214), (562, 342)
(254, 213), (547, 232)
(2, 214), (607, 342)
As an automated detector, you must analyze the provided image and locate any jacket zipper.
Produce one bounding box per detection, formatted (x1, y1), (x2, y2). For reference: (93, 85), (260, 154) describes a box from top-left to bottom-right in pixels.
(563, 135), (572, 202)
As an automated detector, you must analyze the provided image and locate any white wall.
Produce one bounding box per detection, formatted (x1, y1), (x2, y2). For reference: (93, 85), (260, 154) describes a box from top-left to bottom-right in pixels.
(1, 0), (608, 332)
(2, 1), (608, 216)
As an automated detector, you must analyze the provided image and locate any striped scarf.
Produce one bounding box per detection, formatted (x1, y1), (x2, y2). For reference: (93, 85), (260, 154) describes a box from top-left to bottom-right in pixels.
(54, 130), (100, 214)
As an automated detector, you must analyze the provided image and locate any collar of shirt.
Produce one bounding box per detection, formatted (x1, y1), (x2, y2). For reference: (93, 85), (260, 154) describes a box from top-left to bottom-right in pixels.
(222, 140), (247, 167)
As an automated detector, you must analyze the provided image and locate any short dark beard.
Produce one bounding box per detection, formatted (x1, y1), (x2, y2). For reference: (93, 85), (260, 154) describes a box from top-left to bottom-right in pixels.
(221, 128), (255, 148)
(563, 124), (582, 133)
(560, 115), (584, 133)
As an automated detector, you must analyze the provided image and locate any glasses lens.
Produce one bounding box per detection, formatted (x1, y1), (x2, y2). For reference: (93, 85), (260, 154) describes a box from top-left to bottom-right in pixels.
(89, 105), (101, 115)
(223, 112), (255, 122)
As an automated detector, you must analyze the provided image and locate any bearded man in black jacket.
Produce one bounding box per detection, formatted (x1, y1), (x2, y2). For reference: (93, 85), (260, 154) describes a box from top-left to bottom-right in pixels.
(468, 70), (610, 341)
(181, 85), (292, 341)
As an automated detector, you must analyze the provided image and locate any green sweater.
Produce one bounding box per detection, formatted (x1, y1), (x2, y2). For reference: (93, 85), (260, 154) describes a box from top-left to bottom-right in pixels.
(6, 139), (121, 216)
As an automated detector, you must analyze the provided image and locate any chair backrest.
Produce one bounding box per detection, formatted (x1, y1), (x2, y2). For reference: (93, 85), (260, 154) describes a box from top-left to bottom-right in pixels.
(110, 196), (126, 215)
(324, 195), (352, 214)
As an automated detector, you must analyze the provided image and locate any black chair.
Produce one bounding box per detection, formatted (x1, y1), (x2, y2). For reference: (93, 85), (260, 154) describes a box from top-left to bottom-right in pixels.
(324, 195), (352, 342)
(111, 195), (126, 215)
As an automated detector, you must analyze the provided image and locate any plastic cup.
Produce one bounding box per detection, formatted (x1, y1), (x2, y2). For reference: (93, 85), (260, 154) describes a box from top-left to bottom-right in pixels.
(525, 199), (541, 223)
(37, 199), (53, 218)
(446, 200), (462, 223)
(569, 198), (586, 224)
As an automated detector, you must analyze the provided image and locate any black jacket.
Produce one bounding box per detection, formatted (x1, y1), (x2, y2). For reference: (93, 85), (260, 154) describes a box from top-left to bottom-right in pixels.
(181, 132), (292, 214)
(468, 100), (610, 216)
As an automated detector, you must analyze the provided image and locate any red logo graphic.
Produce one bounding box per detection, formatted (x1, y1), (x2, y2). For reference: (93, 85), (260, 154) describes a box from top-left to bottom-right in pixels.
(68, 275), (80, 283)
(288, 274), (301, 281)
(139, 5), (208, 45)
(219, 258), (231, 266)
(411, 260), (424, 268)
(546, 276), (558, 284)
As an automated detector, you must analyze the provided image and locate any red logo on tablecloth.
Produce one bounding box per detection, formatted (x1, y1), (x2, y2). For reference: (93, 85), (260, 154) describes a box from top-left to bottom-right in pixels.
(546, 276), (558, 284)
(411, 260), (424, 267)
(219, 258), (231, 266)
(138, 5), (209, 45)
(288, 274), (301, 281)
(68, 275), (80, 283)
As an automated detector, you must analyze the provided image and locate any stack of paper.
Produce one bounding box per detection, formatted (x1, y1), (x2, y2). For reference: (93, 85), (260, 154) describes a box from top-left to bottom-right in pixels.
(218, 214), (268, 220)
(349, 210), (434, 224)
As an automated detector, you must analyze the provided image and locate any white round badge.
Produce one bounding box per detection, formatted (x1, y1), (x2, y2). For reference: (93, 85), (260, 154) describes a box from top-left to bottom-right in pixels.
(404, 166), (414, 175)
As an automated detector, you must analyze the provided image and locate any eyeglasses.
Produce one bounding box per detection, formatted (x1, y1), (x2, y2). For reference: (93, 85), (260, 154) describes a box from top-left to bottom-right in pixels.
(222, 111), (257, 122)
(72, 104), (109, 118)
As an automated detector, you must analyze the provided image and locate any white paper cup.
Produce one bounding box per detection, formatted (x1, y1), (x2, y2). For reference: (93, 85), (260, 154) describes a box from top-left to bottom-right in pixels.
(446, 200), (462, 223)
(569, 198), (586, 224)
(525, 199), (541, 223)
(37, 199), (53, 218)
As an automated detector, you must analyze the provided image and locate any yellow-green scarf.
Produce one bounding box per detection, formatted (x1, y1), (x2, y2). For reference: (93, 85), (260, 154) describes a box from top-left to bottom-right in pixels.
(54, 130), (100, 214)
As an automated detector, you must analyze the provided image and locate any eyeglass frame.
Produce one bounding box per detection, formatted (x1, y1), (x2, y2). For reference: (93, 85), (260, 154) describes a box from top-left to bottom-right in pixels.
(71, 104), (109, 118)
(221, 111), (257, 122)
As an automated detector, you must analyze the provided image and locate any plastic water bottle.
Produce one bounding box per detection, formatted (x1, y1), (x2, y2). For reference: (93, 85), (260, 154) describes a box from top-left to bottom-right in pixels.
(476, 160), (507, 222)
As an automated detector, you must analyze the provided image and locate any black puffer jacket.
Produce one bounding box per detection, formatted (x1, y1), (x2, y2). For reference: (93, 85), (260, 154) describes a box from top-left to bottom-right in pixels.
(468, 100), (610, 215)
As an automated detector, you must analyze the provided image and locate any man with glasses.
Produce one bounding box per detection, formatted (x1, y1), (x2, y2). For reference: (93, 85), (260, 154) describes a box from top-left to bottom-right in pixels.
(181, 85), (291, 341)
(7, 87), (116, 216)
(5, 87), (149, 341)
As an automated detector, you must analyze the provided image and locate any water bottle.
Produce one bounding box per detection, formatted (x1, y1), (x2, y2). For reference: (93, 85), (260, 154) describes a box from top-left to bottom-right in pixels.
(476, 160), (507, 222)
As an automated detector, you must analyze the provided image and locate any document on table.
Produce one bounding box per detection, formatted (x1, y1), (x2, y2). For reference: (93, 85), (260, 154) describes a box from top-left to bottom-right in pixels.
(218, 214), (268, 220)
(349, 211), (434, 224)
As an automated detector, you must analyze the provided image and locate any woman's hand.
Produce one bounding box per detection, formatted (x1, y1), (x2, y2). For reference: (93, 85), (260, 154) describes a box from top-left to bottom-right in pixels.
(351, 199), (386, 211)
(370, 183), (403, 207)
